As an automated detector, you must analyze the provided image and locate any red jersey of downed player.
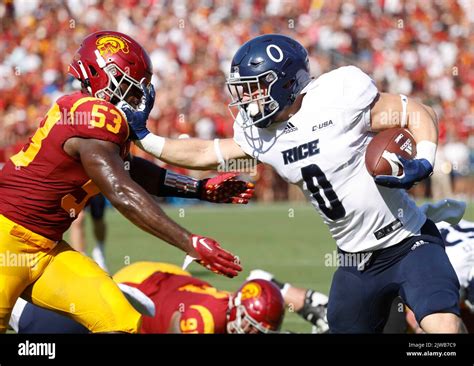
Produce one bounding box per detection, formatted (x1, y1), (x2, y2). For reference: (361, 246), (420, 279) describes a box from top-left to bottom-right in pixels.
(0, 94), (130, 241)
(131, 272), (229, 333)
(117, 265), (285, 334)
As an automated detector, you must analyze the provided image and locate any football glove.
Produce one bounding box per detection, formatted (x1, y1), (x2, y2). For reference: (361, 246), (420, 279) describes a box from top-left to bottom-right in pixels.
(120, 82), (155, 140)
(374, 156), (433, 190)
(200, 173), (254, 204)
(297, 290), (329, 334)
(183, 235), (242, 278)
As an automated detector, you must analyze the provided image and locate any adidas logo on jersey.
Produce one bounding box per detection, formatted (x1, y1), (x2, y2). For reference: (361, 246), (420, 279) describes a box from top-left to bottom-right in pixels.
(284, 122), (298, 134)
(410, 240), (427, 251)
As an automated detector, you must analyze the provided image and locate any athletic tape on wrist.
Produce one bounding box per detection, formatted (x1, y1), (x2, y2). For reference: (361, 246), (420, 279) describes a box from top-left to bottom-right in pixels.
(139, 133), (165, 158)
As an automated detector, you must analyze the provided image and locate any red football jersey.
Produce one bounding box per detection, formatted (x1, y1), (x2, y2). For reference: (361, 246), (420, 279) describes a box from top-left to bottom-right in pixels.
(0, 92), (130, 241)
(129, 272), (230, 334)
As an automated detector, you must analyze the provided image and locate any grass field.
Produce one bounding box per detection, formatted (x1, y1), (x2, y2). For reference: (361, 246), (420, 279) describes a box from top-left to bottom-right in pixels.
(67, 200), (474, 333)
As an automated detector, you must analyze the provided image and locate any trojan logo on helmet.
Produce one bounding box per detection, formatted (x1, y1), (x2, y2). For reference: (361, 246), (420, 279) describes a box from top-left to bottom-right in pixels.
(68, 30), (152, 109)
(240, 282), (261, 300)
(227, 279), (285, 334)
(95, 35), (130, 57)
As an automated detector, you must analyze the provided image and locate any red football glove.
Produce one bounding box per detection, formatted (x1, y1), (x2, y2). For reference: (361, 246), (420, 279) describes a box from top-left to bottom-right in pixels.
(200, 173), (254, 204)
(183, 235), (242, 278)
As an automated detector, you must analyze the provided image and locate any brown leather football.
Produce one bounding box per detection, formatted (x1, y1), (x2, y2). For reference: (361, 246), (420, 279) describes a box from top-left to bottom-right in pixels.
(365, 128), (417, 177)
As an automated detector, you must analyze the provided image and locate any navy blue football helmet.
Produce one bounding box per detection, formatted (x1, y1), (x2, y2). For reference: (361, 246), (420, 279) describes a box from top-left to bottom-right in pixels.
(227, 34), (311, 129)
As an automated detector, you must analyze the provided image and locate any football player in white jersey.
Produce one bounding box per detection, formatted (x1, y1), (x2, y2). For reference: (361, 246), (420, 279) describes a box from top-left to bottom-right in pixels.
(122, 34), (464, 333)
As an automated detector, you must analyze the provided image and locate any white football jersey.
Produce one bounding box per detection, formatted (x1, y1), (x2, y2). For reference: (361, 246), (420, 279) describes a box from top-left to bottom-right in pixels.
(437, 220), (474, 289)
(233, 66), (426, 252)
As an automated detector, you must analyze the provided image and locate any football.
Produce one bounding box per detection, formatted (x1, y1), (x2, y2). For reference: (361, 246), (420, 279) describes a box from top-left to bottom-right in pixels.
(365, 128), (417, 177)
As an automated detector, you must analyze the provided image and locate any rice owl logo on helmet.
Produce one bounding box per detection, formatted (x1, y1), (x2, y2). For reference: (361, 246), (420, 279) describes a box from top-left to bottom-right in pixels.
(95, 35), (130, 57)
(227, 34), (311, 129)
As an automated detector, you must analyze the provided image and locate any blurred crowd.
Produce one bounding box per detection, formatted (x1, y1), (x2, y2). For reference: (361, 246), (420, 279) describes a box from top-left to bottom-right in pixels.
(0, 0), (472, 200)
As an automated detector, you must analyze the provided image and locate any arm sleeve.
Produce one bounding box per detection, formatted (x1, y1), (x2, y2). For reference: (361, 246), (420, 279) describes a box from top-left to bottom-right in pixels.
(128, 156), (203, 199)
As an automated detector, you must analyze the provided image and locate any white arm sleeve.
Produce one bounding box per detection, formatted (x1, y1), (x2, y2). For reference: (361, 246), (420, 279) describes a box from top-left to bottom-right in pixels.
(134, 133), (166, 158)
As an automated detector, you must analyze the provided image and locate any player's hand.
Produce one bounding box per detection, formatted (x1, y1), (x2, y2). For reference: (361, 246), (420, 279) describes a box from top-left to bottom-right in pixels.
(183, 235), (242, 278)
(374, 156), (433, 190)
(120, 82), (155, 140)
(200, 173), (254, 204)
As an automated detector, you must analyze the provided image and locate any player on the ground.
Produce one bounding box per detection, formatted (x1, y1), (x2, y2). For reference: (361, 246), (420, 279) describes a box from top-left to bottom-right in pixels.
(125, 33), (465, 333)
(10, 262), (286, 334)
(0, 30), (253, 333)
(9, 262), (332, 334)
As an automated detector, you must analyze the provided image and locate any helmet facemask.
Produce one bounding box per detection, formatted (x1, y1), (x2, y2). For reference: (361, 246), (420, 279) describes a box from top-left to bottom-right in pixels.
(95, 64), (145, 110)
(226, 290), (282, 334)
(227, 304), (280, 334)
(227, 70), (279, 129)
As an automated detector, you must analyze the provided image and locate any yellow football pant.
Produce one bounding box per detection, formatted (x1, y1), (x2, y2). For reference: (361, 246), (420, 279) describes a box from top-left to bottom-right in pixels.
(0, 214), (141, 333)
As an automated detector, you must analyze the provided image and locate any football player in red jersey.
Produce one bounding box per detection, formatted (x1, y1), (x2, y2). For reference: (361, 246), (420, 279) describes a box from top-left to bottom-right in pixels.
(9, 262), (333, 334)
(0, 31), (253, 333)
(9, 262), (286, 334)
(113, 263), (285, 334)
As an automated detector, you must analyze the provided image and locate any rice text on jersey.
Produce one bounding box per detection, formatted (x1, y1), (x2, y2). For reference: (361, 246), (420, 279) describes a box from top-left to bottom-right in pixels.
(281, 139), (320, 165)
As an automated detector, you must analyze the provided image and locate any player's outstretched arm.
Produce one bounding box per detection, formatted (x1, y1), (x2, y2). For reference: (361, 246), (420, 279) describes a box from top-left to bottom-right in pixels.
(370, 93), (438, 189)
(120, 82), (254, 170)
(128, 156), (254, 204)
(136, 134), (254, 171)
(75, 138), (190, 247)
(64, 137), (242, 278)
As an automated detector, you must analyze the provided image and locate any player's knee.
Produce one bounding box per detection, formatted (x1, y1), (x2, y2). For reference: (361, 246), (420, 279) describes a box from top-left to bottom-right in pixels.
(89, 310), (142, 333)
(88, 288), (142, 333)
(420, 312), (464, 333)
(409, 286), (460, 324)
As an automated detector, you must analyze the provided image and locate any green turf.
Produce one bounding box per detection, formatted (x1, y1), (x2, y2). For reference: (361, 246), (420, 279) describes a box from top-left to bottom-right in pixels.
(68, 200), (474, 334)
